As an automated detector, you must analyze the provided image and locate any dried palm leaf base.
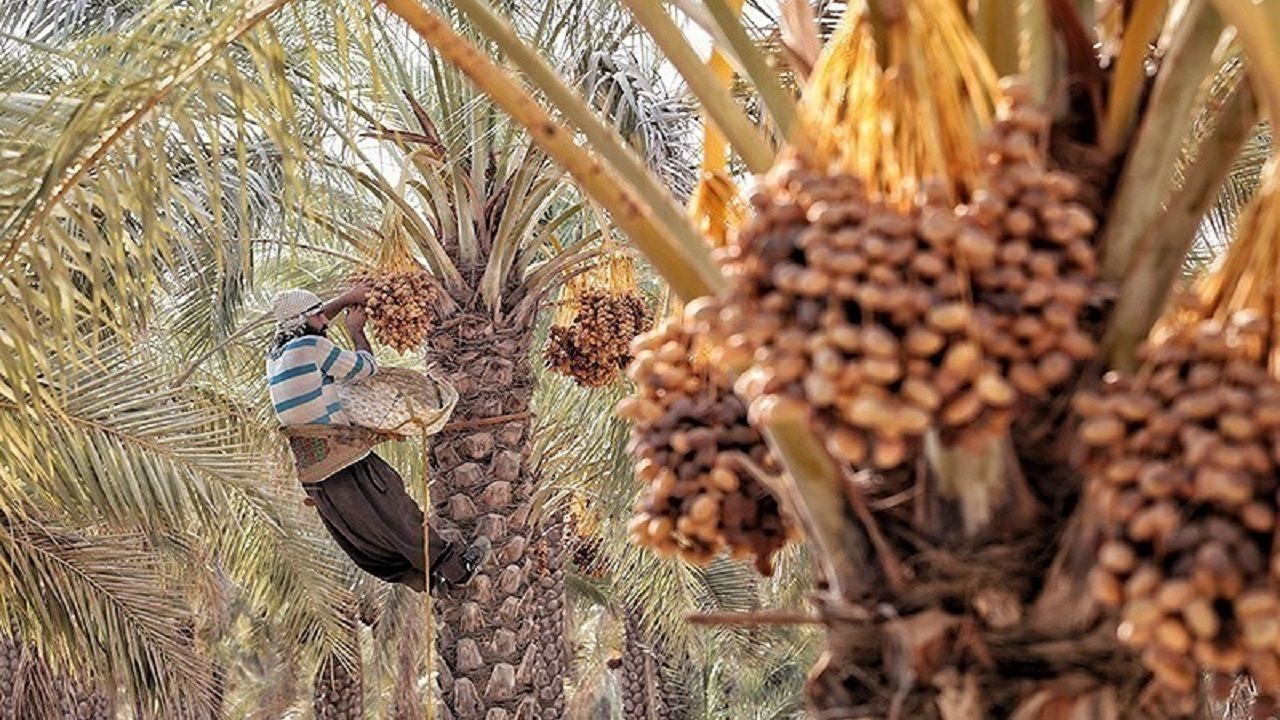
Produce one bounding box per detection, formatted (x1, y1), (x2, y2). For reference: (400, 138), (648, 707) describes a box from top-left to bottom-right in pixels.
(797, 511), (1199, 719)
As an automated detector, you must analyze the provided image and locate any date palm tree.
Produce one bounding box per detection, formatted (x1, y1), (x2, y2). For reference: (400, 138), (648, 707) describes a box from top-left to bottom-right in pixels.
(7, 0), (693, 714)
(0, 1), (400, 714)
(364, 0), (1280, 716)
(11, 0), (1280, 717)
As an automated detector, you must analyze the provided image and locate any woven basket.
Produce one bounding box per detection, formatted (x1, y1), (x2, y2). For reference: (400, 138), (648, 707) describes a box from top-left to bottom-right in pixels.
(339, 366), (458, 437)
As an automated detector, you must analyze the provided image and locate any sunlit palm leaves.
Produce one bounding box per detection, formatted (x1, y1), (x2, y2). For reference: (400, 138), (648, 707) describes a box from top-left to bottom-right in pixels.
(580, 50), (699, 201)
(0, 0), (397, 706)
(0, 512), (216, 716)
(0, 334), (362, 711)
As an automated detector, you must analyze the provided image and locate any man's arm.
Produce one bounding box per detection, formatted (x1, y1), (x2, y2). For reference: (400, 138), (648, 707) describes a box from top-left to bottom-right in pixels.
(315, 333), (377, 382)
(345, 306), (373, 356)
(319, 283), (369, 320)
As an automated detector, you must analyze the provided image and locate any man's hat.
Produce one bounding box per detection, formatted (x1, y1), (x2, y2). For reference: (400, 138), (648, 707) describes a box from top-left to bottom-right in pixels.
(271, 289), (324, 332)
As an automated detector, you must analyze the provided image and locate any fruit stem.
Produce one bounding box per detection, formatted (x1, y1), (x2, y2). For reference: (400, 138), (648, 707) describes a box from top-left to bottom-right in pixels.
(923, 431), (1037, 537)
(1100, 0), (1168, 155)
(1211, 0), (1280, 128)
(1099, 0), (1226, 282)
(758, 397), (873, 600)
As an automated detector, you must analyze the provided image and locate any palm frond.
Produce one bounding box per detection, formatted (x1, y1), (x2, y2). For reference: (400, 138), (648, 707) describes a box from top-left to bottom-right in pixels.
(579, 49), (700, 202)
(0, 512), (217, 716)
(1184, 126), (1272, 274)
(0, 338), (276, 531)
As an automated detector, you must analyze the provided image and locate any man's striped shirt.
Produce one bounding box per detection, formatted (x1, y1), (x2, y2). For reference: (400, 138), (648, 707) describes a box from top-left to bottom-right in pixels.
(266, 336), (377, 426)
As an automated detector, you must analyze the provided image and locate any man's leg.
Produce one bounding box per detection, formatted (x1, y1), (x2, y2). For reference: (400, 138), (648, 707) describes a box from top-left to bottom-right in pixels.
(306, 454), (453, 590)
(348, 453), (487, 590)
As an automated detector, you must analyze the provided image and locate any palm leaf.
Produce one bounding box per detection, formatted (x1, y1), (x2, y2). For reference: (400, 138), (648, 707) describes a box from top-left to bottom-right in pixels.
(0, 512), (216, 716)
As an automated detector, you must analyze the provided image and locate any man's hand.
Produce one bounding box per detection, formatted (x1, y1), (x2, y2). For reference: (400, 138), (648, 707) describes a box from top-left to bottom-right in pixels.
(343, 283), (369, 306)
(345, 306), (368, 332)
(320, 282), (370, 320)
(344, 306), (373, 354)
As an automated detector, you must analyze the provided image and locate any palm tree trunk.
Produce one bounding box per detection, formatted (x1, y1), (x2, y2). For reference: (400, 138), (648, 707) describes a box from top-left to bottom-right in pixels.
(620, 609), (673, 720)
(314, 623), (364, 720)
(426, 313), (539, 719)
(528, 516), (568, 719)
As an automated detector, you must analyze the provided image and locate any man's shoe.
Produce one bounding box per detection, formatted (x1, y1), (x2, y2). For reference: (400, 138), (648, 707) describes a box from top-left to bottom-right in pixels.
(456, 537), (491, 585)
(430, 537), (491, 592)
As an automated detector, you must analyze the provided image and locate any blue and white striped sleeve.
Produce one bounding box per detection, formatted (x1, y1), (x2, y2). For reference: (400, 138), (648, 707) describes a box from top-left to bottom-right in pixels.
(314, 337), (378, 382)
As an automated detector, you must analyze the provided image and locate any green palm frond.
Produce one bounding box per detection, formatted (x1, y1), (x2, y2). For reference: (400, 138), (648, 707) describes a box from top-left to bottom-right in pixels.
(0, 0), (406, 376)
(0, 329), (360, 692)
(0, 1), (141, 45)
(0, 337), (277, 530)
(1184, 127), (1272, 274)
(1, 1), (293, 320)
(579, 49), (699, 201)
(0, 511), (216, 716)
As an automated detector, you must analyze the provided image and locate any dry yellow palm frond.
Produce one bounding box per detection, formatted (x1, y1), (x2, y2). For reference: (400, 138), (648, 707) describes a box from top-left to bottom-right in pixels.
(686, 169), (747, 250)
(797, 0), (1000, 202)
(1185, 157), (1280, 375)
(0, 0), (403, 373)
(0, 511), (218, 715)
(0, 331), (359, 703)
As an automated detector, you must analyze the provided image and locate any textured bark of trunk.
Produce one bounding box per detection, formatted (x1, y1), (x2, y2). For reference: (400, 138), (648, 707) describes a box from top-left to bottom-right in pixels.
(528, 517), (568, 719)
(803, 418), (1157, 718)
(426, 313), (540, 720)
(620, 609), (674, 720)
(313, 623), (364, 720)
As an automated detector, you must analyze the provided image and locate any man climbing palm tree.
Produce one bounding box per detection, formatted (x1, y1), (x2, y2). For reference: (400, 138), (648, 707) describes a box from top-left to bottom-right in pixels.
(267, 286), (488, 592)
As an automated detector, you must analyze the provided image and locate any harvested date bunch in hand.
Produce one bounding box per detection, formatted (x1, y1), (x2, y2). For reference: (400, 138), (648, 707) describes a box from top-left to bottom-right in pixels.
(546, 255), (651, 387)
(362, 270), (439, 353)
(618, 315), (794, 574)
